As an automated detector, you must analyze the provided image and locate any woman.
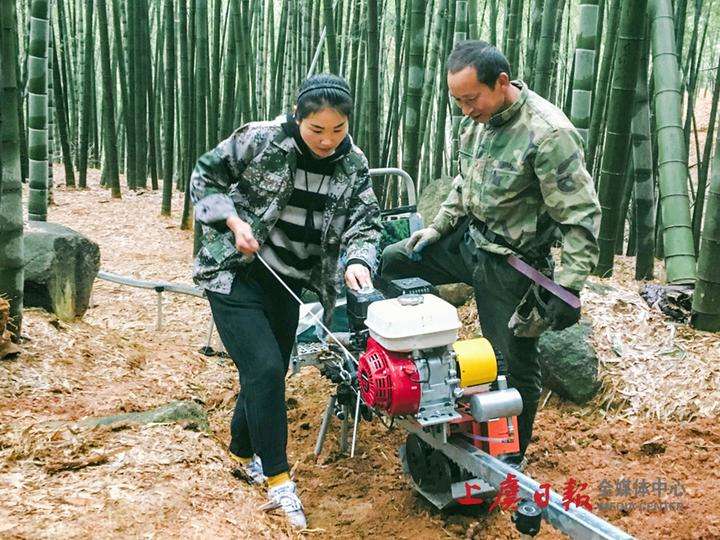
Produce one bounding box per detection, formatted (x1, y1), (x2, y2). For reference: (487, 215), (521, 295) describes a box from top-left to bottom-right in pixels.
(190, 74), (382, 529)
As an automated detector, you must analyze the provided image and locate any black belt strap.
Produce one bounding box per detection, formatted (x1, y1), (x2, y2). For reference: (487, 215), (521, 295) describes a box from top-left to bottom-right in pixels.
(469, 217), (542, 264)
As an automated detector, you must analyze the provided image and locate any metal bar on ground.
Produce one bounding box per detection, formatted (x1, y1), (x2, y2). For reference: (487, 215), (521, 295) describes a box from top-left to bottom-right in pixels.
(205, 316), (215, 350)
(339, 406), (350, 453)
(156, 291), (163, 331)
(397, 418), (634, 540)
(97, 271), (205, 297)
(315, 395), (337, 457)
(350, 391), (361, 457)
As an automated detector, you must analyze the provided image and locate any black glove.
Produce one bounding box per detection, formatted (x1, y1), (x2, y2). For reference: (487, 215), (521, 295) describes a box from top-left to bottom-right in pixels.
(544, 288), (581, 331)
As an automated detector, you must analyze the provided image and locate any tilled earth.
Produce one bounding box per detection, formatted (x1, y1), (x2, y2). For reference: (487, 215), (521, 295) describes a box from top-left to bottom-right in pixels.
(1, 171), (719, 539)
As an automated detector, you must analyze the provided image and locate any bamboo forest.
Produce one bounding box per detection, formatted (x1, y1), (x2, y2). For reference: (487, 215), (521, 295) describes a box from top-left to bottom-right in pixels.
(1, 0), (720, 538)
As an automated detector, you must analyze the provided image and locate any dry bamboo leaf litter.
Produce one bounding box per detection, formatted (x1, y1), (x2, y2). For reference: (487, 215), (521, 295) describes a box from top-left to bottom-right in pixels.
(0, 297), (20, 359)
(1, 424), (289, 539)
(579, 258), (720, 422)
(459, 254), (720, 423)
(0, 170), (299, 540)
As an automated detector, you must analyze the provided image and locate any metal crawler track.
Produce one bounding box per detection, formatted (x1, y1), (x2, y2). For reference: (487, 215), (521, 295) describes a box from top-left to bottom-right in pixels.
(397, 418), (635, 540)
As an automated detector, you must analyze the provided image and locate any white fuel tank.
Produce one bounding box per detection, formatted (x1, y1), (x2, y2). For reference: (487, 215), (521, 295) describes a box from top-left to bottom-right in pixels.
(364, 294), (461, 352)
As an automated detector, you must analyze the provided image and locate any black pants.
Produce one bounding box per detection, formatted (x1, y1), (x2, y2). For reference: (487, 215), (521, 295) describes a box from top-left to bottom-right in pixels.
(206, 262), (302, 477)
(381, 227), (542, 458)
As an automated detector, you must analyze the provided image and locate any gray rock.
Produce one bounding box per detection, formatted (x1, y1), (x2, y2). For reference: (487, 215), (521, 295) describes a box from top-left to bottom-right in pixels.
(23, 222), (100, 320)
(416, 176), (454, 224)
(80, 400), (209, 432)
(584, 281), (616, 296)
(437, 283), (474, 307)
(538, 321), (600, 404)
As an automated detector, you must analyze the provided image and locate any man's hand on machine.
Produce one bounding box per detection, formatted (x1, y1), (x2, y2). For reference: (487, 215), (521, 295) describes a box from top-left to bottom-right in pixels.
(226, 215), (259, 254)
(345, 263), (372, 290)
(406, 227), (441, 254)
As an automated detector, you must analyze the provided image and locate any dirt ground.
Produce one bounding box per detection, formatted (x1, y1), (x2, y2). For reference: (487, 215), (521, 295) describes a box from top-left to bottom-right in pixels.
(1, 168), (720, 540)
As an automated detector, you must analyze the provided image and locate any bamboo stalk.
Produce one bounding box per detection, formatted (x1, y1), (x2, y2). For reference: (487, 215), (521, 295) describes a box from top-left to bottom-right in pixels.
(27, 0), (50, 218)
(0, 0), (25, 338)
(594, 0), (647, 276)
(647, 0), (697, 284)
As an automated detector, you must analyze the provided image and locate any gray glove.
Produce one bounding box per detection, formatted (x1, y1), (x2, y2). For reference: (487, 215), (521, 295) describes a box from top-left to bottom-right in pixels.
(406, 227), (441, 254)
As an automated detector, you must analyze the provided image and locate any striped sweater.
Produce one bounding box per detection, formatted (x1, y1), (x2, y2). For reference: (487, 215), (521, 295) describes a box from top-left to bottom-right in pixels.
(259, 159), (330, 282)
(259, 116), (370, 284)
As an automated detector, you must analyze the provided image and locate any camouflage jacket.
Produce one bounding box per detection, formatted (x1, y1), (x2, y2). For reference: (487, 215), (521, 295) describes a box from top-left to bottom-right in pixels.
(431, 81), (601, 290)
(190, 119), (382, 322)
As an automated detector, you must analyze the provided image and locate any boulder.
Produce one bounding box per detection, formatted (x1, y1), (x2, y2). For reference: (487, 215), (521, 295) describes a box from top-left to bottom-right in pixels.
(538, 321), (600, 404)
(23, 222), (100, 320)
(437, 283), (474, 306)
(80, 400), (209, 432)
(416, 176), (454, 224)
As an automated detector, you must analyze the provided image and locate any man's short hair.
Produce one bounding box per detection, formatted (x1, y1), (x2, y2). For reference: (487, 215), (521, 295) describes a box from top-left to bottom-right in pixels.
(446, 40), (512, 88)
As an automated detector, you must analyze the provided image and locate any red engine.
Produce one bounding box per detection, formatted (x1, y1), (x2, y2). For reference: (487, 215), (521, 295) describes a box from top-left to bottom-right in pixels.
(357, 337), (421, 415)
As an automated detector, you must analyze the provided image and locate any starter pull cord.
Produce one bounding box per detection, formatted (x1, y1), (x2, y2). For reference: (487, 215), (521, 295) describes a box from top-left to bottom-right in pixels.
(255, 253), (364, 457)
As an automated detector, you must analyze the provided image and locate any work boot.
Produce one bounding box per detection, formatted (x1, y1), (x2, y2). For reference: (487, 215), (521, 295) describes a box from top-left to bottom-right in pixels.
(499, 453), (528, 473)
(262, 480), (307, 529)
(231, 454), (266, 486)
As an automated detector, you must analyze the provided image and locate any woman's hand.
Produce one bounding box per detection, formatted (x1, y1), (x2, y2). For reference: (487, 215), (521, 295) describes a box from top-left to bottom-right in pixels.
(226, 216), (259, 254)
(344, 263), (372, 290)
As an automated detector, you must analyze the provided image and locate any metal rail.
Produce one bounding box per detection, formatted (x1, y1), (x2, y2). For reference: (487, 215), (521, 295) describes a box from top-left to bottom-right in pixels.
(369, 167), (417, 206)
(96, 271), (205, 333)
(97, 271), (205, 297)
(397, 418), (634, 540)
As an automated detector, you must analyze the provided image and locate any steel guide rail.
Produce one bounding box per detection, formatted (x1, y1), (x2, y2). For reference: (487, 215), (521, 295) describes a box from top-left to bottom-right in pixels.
(396, 417), (635, 540)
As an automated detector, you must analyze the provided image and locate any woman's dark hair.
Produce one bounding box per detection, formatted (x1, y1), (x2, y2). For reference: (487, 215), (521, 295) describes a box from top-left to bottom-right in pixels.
(295, 74), (353, 120)
(446, 40), (512, 88)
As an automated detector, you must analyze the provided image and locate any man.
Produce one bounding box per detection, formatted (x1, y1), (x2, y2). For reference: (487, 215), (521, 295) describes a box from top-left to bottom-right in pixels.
(381, 40), (600, 466)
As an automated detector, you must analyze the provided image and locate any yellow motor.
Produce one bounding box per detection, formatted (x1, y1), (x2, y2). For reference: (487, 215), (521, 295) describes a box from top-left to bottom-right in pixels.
(452, 337), (497, 387)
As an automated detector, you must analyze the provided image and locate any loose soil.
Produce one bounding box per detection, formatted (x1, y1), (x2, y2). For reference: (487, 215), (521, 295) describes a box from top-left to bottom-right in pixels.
(1, 168), (719, 540)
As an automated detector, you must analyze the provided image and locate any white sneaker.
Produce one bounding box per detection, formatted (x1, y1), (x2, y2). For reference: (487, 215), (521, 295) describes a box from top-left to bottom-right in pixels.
(262, 480), (307, 529)
(231, 454), (266, 485)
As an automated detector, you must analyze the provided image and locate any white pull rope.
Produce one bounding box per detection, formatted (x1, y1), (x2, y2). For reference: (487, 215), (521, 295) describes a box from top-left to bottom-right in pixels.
(255, 254), (358, 366)
(255, 253), (365, 456)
